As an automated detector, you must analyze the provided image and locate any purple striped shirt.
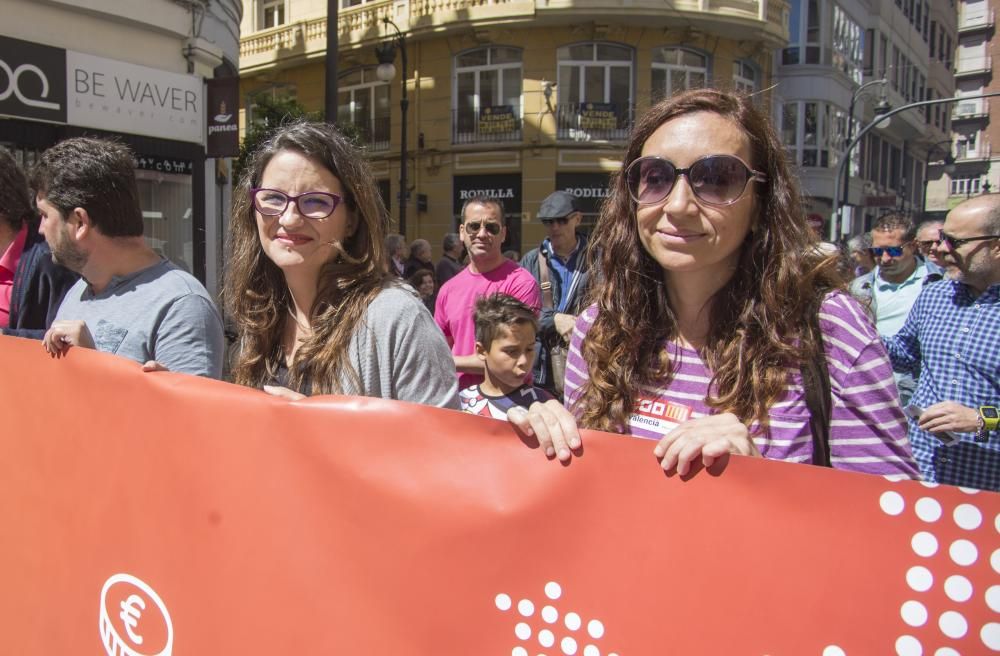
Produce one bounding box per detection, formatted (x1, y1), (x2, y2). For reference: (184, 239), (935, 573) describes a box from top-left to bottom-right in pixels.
(564, 292), (919, 477)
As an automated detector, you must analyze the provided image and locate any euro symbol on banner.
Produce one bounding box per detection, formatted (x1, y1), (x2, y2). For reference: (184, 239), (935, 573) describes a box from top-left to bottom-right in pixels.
(119, 594), (146, 645)
(0, 59), (61, 111)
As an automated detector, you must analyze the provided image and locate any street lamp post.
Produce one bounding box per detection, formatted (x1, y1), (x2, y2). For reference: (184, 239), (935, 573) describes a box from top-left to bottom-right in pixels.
(832, 91), (1000, 238)
(375, 17), (409, 236)
(836, 78), (890, 241)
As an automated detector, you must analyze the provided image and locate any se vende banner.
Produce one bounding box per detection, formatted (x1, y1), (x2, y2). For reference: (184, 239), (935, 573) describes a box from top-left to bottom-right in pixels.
(0, 335), (997, 655)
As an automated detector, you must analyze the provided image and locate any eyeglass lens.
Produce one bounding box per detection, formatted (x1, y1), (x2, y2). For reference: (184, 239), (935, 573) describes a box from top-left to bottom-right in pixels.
(253, 189), (340, 219)
(464, 220), (501, 235)
(869, 246), (905, 257)
(541, 216), (570, 226)
(627, 155), (756, 206)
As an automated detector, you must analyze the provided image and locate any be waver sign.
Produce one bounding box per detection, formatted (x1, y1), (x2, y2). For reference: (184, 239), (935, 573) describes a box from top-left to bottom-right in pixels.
(0, 34), (203, 144)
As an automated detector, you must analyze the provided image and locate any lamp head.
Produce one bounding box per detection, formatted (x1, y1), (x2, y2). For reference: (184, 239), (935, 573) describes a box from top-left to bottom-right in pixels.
(375, 41), (397, 81)
(874, 97), (892, 129)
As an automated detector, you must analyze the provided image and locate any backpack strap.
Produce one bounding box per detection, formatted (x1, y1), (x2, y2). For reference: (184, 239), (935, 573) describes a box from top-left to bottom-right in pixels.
(802, 308), (833, 467)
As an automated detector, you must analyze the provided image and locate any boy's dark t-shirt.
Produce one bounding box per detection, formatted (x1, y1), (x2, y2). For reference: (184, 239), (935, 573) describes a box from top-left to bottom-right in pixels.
(459, 383), (555, 419)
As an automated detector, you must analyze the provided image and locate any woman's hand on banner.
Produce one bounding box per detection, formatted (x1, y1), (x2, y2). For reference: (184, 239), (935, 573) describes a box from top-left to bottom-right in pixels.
(263, 384), (307, 401)
(652, 413), (760, 476)
(507, 400), (581, 462)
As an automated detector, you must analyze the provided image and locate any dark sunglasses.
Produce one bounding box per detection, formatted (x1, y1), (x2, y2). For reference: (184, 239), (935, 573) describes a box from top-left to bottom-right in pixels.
(869, 246), (905, 257)
(251, 188), (343, 219)
(916, 240), (938, 251)
(463, 220), (502, 235)
(938, 230), (1000, 250)
(625, 154), (767, 206)
(541, 216), (572, 227)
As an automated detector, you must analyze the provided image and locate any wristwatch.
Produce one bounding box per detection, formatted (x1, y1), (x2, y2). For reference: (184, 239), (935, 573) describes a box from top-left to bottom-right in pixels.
(977, 406), (999, 442)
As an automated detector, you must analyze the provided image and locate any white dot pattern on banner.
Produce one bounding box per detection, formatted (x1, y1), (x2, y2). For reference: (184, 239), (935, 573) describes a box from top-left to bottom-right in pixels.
(562, 636), (578, 655)
(987, 585), (1000, 612)
(539, 629), (555, 648)
(895, 634), (922, 656)
(565, 613), (582, 631)
(907, 566), (934, 592)
(939, 610), (968, 639)
(982, 622), (1000, 650)
(934, 648), (959, 656)
(822, 647), (846, 656)
(991, 548), (1000, 574)
(949, 539), (978, 567)
(995, 513), (1000, 533)
(916, 497), (943, 522)
(920, 481), (940, 488)
(542, 606), (558, 624)
(588, 620), (605, 639)
(901, 600), (928, 627)
(583, 646), (600, 656)
(515, 623), (532, 640)
(953, 504), (982, 530)
(881, 491), (906, 515)
(497, 594), (513, 611)
(958, 486), (979, 494)
(546, 582), (562, 600)
(943, 575), (973, 603)
(512, 647), (528, 656)
(912, 532), (939, 558)
(519, 599), (535, 617)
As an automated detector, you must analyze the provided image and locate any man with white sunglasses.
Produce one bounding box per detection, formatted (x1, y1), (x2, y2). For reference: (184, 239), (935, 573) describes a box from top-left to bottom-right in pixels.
(883, 194), (1000, 490)
(849, 213), (941, 405)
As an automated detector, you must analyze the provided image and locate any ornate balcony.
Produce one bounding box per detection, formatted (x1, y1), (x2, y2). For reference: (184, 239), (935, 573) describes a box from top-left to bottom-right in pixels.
(452, 107), (523, 145)
(556, 102), (634, 143)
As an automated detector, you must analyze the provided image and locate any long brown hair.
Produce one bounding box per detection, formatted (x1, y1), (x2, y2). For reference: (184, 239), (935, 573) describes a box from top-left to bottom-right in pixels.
(575, 89), (843, 433)
(224, 121), (391, 394)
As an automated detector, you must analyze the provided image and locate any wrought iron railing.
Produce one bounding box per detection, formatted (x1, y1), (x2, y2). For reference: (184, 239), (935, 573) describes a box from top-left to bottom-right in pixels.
(452, 107), (523, 144)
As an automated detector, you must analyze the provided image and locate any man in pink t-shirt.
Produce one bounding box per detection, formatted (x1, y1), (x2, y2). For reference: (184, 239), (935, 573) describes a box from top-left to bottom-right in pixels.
(435, 195), (540, 389)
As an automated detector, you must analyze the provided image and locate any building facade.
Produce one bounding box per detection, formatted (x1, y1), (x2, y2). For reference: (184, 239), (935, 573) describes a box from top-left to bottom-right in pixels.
(239, 0), (788, 254)
(925, 0), (995, 218)
(0, 0), (242, 294)
(775, 0), (956, 239)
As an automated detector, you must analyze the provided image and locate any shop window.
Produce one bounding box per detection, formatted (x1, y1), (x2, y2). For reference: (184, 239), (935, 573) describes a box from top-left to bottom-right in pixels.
(338, 68), (390, 151)
(137, 168), (194, 273)
(260, 0), (286, 29)
(452, 47), (523, 144)
(556, 42), (634, 141)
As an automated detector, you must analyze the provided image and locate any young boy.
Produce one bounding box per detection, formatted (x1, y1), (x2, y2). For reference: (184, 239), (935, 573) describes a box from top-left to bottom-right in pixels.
(459, 293), (555, 418)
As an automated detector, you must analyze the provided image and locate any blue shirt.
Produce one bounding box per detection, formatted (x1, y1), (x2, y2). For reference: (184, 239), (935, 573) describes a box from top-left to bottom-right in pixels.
(542, 236), (584, 312)
(883, 279), (1000, 490)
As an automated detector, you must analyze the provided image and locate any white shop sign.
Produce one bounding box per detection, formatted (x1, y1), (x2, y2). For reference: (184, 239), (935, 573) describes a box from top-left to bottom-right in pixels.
(67, 50), (203, 144)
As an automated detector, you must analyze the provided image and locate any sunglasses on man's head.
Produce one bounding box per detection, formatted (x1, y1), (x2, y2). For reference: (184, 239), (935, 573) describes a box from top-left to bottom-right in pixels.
(938, 230), (1000, 250)
(625, 154), (767, 206)
(869, 246), (905, 257)
(463, 220), (502, 235)
(540, 216), (571, 227)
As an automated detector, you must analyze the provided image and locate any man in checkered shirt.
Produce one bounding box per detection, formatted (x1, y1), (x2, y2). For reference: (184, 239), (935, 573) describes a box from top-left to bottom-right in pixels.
(883, 194), (1000, 490)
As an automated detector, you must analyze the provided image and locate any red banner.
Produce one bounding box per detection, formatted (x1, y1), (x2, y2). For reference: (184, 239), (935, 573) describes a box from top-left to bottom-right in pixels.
(1, 334), (998, 655)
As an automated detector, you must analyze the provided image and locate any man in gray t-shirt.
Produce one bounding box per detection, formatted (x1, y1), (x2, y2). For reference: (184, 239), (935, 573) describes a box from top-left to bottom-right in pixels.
(31, 137), (223, 378)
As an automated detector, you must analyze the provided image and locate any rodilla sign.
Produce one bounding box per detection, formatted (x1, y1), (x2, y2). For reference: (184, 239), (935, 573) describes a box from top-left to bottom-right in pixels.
(0, 335), (997, 655)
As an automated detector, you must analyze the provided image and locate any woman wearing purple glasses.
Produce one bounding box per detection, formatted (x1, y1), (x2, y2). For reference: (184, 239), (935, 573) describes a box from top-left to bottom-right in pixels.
(511, 89), (918, 478)
(224, 121), (458, 407)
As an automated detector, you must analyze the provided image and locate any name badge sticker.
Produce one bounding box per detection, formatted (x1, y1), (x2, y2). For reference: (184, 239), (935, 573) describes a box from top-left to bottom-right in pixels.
(628, 397), (693, 437)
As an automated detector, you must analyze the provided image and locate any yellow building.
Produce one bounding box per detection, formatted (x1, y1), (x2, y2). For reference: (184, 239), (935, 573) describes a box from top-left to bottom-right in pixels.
(239, 0), (788, 254)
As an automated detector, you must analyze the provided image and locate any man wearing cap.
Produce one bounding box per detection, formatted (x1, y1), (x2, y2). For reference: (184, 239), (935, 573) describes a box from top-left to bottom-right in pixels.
(520, 191), (591, 399)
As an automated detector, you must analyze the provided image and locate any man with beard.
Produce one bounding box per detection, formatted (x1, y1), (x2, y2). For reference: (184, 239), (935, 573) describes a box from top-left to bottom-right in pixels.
(850, 213), (940, 405)
(883, 194), (1000, 490)
(34, 137), (223, 378)
(434, 195), (539, 389)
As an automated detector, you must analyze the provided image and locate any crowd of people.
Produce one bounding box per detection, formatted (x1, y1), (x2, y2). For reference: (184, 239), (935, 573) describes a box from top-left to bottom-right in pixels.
(2, 88), (997, 491)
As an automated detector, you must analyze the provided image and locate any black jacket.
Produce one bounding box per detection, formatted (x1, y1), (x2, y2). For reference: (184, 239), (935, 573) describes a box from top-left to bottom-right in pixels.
(3, 220), (79, 339)
(519, 233), (591, 394)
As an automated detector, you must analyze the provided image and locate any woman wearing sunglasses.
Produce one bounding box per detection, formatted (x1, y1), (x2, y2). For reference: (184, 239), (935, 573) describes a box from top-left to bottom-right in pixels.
(513, 89), (918, 478)
(224, 121), (459, 407)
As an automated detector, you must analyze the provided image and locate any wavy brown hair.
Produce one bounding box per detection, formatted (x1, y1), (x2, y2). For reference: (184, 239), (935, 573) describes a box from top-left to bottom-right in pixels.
(224, 121), (391, 394)
(574, 89), (843, 433)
